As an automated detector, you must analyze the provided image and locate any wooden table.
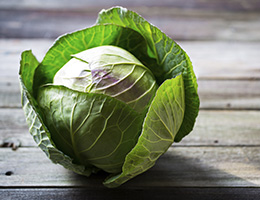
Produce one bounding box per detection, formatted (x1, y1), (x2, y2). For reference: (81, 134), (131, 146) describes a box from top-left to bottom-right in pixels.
(1, 1), (260, 199)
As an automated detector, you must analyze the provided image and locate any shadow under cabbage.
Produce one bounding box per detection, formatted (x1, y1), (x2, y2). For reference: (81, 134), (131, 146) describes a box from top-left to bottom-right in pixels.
(68, 145), (258, 189)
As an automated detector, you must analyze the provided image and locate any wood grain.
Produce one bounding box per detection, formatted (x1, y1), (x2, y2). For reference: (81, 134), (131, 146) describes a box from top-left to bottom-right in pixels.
(198, 80), (260, 110)
(1, 0), (260, 12)
(1, 9), (260, 41)
(1, 188), (260, 200)
(1, 146), (260, 187)
(180, 41), (260, 80)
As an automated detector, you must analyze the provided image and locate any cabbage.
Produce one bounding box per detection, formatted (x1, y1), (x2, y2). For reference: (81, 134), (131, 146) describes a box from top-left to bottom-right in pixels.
(19, 7), (199, 188)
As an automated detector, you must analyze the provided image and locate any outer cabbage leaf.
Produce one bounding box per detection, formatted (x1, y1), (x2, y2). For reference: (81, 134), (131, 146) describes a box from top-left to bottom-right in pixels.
(19, 50), (94, 176)
(104, 74), (185, 188)
(37, 85), (144, 173)
(96, 7), (199, 142)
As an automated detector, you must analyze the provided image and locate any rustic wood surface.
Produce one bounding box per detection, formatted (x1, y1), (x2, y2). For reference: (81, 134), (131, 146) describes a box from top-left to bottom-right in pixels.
(1, 146), (260, 187)
(1, 9), (260, 41)
(1, 0), (260, 41)
(1, 0), (260, 11)
(1, 1), (260, 199)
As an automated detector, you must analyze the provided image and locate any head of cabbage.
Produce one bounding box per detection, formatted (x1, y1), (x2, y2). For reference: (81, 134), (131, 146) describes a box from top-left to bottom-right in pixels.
(19, 7), (199, 188)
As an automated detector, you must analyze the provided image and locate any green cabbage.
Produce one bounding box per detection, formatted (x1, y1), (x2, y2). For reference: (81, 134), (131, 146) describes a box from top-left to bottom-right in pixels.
(19, 7), (199, 188)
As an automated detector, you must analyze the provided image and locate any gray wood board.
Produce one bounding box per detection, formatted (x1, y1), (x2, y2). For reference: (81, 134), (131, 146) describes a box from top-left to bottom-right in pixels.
(1, 110), (260, 147)
(1, 0), (260, 12)
(1, 9), (260, 41)
(1, 146), (260, 187)
(1, 188), (260, 200)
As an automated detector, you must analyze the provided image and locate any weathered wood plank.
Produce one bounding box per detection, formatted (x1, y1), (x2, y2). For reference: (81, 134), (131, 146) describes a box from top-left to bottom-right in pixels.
(1, 9), (260, 41)
(1, 109), (260, 147)
(180, 110), (260, 146)
(1, 0), (260, 12)
(1, 146), (260, 187)
(0, 79), (20, 108)
(180, 41), (260, 80)
(1, 188), (260, 200)
(198, 80), (260, 110)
